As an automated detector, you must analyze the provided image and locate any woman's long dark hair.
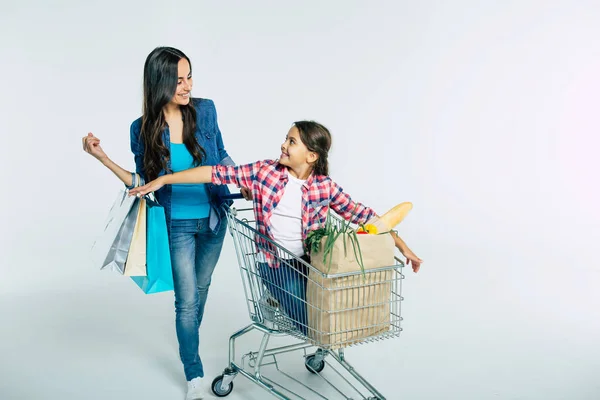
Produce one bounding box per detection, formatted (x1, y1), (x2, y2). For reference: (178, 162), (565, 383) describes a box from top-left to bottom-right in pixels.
(293, 120), (332, 176)
(141, 47), (205, 181)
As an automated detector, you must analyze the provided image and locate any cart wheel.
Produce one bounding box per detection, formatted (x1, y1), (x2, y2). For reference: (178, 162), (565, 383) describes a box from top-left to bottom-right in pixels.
(211, 375), (234, 397)
(305, 355), (325, 373)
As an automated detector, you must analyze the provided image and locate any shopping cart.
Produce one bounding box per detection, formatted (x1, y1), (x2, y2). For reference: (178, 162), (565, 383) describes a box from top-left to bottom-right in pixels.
(211, 194), (405, 399)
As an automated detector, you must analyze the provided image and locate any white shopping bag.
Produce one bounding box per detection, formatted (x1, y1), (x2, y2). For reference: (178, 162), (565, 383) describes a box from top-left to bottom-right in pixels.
(123, 196), (147, 276)
(90, 174), (141, 273)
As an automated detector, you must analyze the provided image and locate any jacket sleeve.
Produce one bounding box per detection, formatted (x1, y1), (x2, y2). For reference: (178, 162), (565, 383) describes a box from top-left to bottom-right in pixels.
(210, 100), (234, 166)
(127, 119), (145, 188)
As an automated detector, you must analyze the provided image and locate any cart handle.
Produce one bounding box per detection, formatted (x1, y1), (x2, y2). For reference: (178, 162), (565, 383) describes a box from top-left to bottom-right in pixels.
(221, 193), (246, 200)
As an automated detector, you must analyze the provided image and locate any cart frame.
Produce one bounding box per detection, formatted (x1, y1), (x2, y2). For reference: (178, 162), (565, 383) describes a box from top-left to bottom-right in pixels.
(211, 199), (405, 400)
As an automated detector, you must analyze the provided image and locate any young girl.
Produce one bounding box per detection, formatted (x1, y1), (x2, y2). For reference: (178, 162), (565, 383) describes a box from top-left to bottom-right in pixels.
(129, 121), (423, 330)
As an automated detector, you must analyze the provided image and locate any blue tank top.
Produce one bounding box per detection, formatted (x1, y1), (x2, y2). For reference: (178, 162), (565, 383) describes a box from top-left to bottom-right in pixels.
(169, 143), (210, 220)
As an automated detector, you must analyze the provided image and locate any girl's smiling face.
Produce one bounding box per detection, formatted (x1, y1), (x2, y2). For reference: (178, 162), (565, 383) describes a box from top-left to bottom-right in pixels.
(279, 126), (317, 172)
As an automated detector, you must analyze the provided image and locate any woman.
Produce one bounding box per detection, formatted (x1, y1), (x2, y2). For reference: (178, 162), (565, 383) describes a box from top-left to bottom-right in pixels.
(82, 46), (249, 400)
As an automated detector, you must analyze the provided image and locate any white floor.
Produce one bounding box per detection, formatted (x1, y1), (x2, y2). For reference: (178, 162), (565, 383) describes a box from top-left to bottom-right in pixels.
(1, 242), (598, 400)
(0, 285), (397, 400)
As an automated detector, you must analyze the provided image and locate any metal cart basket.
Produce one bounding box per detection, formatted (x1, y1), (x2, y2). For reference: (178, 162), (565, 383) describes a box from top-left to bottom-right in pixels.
(211, 196), (405, 399)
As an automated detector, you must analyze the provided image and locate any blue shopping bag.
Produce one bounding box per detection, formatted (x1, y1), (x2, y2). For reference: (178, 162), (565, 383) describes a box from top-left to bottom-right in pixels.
(131, 194), (174, 294)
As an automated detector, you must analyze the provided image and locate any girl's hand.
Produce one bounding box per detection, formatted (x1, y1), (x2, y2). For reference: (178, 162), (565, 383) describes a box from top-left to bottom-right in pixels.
(389, 231), (423, 273)
(241, 187), (253, 201)
(82, 132), (108, 162)
(399, 246), (423, 273)
(129, 177), (166, 197)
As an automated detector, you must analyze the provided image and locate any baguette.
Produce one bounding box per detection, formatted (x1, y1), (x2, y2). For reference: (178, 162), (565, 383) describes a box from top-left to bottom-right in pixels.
(378, 202), (413, 230)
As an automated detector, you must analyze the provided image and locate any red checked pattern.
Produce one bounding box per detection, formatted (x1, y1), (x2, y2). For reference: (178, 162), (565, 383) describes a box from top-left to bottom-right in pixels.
(212, 160), (376, 267)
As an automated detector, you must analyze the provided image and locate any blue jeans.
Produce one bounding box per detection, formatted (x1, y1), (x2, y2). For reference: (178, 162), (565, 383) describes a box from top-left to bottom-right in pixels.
(258, 256), (310, 335)
(170, 218), (227, 381)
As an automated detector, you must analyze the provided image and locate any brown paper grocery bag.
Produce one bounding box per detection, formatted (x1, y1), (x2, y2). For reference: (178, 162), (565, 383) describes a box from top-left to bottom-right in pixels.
(124, 197), (147, 276)
(311, 233), (395, 274)
(307, 233), (395, 348)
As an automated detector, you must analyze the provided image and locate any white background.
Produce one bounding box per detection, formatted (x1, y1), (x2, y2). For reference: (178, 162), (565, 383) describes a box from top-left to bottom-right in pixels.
(1, 1), (599, 399)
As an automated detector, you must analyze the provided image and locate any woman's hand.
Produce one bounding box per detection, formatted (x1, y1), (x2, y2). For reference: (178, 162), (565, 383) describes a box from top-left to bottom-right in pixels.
(82, 132), (108, 162)
(129, 177), (167, 197)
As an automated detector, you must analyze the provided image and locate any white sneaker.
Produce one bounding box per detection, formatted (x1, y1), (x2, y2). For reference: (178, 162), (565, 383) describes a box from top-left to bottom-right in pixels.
(186, 377), (204, 400)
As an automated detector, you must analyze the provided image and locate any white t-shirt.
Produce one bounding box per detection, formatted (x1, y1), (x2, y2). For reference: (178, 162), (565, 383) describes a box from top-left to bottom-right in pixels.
(269, 174), (305, 257)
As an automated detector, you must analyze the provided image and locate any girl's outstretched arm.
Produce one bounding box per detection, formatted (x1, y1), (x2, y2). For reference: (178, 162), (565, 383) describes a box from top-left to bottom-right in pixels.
(389, 230), (423, 273)
(128, 165), (213, 197)
(129, 161), (262, 197)
(329, 182), (376, 224)
(366, 212), (423, 272)
(329, 181), (423, 272)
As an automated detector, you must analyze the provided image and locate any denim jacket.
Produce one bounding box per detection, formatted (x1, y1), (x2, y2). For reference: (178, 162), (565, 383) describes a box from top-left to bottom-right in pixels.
(128, 98), (234, 236)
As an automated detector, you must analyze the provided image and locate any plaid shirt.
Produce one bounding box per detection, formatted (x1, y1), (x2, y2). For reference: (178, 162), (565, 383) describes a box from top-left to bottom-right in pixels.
(212, 160), (376, 267)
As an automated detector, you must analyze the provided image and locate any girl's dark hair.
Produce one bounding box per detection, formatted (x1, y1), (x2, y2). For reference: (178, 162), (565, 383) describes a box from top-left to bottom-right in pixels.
(141, 46), (205, 181)
(293, 120), (332, 176)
